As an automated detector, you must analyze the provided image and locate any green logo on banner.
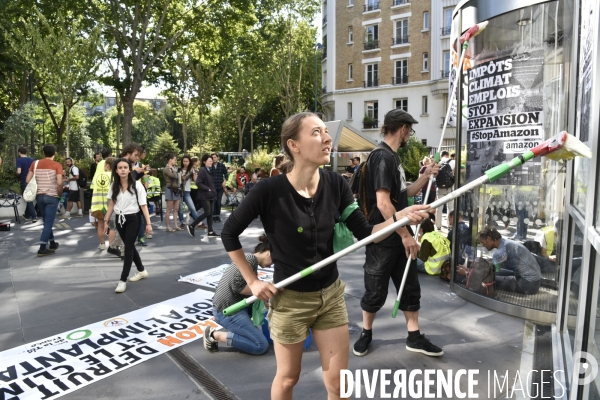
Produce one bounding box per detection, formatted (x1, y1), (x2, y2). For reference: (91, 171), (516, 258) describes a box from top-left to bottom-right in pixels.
(297, 227), (303, 233)
(66, 329), (92, 340)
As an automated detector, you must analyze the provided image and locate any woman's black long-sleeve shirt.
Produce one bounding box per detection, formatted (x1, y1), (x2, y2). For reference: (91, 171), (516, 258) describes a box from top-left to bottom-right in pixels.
(221, 170), (373, 292)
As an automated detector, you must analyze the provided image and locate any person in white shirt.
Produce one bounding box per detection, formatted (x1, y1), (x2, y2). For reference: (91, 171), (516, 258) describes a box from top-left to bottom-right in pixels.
(435, 151), (455, 229)
(64, 158), (83, 217)
(104, 158), (153, 293)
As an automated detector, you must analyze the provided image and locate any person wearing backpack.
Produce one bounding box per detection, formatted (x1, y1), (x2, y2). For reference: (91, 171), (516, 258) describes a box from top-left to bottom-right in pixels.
(64, 158), (83, 218)
(435, 151), (455, 229)
(353, 109), (444, 359)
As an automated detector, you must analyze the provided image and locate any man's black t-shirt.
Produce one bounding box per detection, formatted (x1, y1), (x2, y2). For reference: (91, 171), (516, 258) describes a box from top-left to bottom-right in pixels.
(345, 165), (355, 174)
(365, 142), (411, 247)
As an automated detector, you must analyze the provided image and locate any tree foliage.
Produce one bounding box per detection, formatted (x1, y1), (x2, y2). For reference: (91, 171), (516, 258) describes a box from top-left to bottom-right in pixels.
(397, 137), (430, 182)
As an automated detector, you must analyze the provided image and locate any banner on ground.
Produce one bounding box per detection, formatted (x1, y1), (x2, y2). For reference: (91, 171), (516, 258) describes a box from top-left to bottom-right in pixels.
(178, 265), (274, 289)
(0, 289), (220, 400)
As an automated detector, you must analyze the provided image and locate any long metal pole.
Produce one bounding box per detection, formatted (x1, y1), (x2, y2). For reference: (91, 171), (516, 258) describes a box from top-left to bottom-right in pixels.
(314, 50), (318, 112)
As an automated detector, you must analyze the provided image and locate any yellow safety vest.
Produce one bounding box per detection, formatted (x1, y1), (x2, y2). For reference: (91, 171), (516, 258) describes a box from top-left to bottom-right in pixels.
(541, 226), (555, 255)
(421, 231), (451, 275)
(91, 169), (111, 213)
(147, 176), (161, 197)
(90, 160), (106, 190)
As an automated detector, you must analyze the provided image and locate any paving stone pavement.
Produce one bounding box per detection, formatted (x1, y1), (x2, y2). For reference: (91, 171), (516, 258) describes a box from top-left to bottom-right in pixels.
(0, 211), (526, 399)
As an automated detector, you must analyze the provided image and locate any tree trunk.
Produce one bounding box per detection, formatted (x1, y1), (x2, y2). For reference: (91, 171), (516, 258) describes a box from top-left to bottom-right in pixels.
(65, 106), (70, 157)
(250, 119), (254, 153)
(183, 119), (188, 153)
(19, 72), (29, 106)
(122, 98), (134, 146)
(237, 115), (243, 152)
(198, 111), (203, 151)
(116, 93), (122, 154)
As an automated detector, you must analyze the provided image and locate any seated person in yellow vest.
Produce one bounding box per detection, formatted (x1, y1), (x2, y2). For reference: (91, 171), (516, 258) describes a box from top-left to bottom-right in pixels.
(146, 174), (162, 214)
(415, 218), (451, 275)
(534, 220), (560, 262)
(477, 226), (541, 295)
(90, 157), (117, 251)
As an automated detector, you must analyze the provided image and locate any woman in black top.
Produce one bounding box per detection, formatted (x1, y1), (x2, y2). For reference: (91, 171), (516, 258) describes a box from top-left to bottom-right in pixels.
(221, 112), (427, 399)
(187, 154), (219, 238)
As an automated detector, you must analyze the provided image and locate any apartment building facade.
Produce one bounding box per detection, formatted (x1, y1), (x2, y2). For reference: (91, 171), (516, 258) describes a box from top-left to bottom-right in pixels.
(320, 0), (458, 149)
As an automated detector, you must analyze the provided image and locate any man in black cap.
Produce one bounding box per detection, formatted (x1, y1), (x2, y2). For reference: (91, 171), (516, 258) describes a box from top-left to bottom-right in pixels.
(354, 109), (444, 357)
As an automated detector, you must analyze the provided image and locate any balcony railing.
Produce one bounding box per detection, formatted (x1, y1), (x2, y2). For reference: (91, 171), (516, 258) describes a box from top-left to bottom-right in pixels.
(322, 15), (327, 25)
(392, 75), (409, 85)
(321, 87), (327, 94)
(363, 2), (379, 12)
(363, 79), (379, 88)
(441, 70), (450, 78)
(363, 120), (379, 129)
(392, 0), (409, 5)
(363, 40), (379, 50)
(392, 36), (409, 45)
(441, 26), (451, 36)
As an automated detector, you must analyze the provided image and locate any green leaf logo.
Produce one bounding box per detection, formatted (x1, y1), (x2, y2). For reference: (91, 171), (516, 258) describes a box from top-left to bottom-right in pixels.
(297, 227), (303, 233)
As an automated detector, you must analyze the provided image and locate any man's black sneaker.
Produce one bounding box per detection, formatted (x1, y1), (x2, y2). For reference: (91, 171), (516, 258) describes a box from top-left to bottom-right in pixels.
(37, 249), (55, 257)
(107, 247), (121, 257)
(187, 224), (195, 237)
(207, 231), (220, 237)
(49, 242), (59, 251)
(353, 331), (372, 356)
(406, 334), (444, 356)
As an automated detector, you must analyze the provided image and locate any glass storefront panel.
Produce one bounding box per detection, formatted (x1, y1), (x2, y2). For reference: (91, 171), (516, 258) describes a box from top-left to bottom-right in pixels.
(453, 1), (573, 313)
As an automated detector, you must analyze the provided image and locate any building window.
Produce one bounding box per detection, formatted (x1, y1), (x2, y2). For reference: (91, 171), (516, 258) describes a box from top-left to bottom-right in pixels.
(394, 59), (408, 84)
(422, 96), (428, 115)
(423, 53), (429, 71)
(364, 0), (379, 12)
(421, 139), (427, 146)
(394, 19), (409, 45)
(365, 63), (379, 87)
(364, 101), (379, 128)
(442, 8), (452, 35)
(442, 51), (450, 78)
(423, 11), (429, 30)
(364, 24), (379, 49)
(108, 98), (115, 107)
(348, 0), (353, 5)
(394, 98), (408, 111)
(348, 63), (353, 80)
(348, 26), (353, 43)
(348, 102), (353, 119)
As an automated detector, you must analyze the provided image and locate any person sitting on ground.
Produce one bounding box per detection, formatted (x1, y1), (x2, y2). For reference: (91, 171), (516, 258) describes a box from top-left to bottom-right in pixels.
(534, 219), (560, 262)
(447, 210), (471, 264)
(204, 234), (273, 355)
(245, 173), (258, 195)
(477, 226), (541, 295)
(236, 167), (250, 191)
(416, 218), (451, 275)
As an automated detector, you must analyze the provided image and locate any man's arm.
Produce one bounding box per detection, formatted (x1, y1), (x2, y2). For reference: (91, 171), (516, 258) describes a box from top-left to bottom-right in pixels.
(57, 173), (63, 197)
(375, 188), (419, 259)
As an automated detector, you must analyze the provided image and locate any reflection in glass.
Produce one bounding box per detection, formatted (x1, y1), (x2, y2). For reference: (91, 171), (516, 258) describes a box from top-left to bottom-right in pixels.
(453, 1), (572, 313)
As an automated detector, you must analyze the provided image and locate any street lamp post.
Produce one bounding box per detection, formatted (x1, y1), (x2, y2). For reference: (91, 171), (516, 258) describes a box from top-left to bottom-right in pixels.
(314, 43), (325, 112)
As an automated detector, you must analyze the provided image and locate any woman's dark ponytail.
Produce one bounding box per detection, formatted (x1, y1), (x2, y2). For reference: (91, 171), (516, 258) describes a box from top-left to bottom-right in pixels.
(254, 234), (271, 253)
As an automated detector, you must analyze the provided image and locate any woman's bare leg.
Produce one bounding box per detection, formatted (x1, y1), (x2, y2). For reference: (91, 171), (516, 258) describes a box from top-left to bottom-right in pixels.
(272, 341), (305, 400)
(313, 325), (350, 400)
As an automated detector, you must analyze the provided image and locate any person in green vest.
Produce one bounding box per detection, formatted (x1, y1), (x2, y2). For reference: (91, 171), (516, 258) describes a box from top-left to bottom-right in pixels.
(90, 157), (115, 250)
(416, 218), (451, 275)
(146, 174), (162, 216)
(534, 220), (560, 262)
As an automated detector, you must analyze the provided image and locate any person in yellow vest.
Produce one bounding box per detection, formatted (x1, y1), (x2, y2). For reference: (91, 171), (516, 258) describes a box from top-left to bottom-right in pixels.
(534, 221), (559, 261)
(90, 157), (115, 250)
(416, 218), (451, 275)
(90, 149), (112, 191)
(146, 174), (162, 217)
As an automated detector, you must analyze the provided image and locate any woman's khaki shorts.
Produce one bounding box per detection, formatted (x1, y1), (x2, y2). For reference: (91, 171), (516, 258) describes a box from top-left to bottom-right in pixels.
(267, 278), (348, 345)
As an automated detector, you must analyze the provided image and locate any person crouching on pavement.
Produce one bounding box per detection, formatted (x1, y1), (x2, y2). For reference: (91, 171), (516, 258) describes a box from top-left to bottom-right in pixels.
(203, 234), (273, 355)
